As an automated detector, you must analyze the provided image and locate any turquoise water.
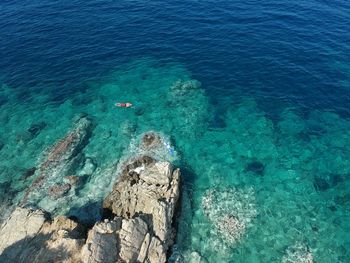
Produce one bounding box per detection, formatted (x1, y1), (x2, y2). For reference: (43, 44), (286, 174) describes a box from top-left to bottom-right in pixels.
(1, 58), (349, 262)
(1, 0), (350, 262)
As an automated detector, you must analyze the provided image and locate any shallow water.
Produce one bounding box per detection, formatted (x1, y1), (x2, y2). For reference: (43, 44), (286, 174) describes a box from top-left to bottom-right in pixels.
(1, 1), (350, 262)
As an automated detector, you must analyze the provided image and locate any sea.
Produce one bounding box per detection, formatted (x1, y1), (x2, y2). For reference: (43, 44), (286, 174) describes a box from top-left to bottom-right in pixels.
(0, 1), (350, 262)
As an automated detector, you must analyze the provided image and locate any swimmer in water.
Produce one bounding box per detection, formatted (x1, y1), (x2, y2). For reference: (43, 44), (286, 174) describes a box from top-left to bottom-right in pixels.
(115, 102), (132, 108)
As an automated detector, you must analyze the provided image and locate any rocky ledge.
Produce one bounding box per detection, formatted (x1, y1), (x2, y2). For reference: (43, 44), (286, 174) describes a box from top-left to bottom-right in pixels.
(92, 155), (180, 263)
(0, 207), (86, 263)
(0, 136), (180, 263)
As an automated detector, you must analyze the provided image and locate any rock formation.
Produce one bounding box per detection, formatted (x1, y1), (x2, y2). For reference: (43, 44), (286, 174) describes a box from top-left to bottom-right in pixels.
(0, 207), (86, 263)
(87, 131), (180, 263)
(22, 116), (92, 206)
(87, 154), (180, 263)
(0, 131), (180, 263)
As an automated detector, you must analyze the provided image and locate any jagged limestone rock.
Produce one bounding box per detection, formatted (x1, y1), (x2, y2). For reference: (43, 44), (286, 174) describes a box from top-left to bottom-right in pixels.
(0, 207), (47, 254)
(0, 207), (85, 263)
(100, 155), (180, 263)
(81, 219), (120, 263)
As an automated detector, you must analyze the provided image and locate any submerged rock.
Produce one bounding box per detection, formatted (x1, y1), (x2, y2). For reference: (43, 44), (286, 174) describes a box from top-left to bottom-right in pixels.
(64, 175), (81, 186)
(0, 207), (85, 263)
(27, 121), (46, 138)
(121, 120), (137, 135)
(136, 131), (176, 161)
(201, 187), (257, 247)
(189, 251), (208, 263)
(282, 243), (314, 263)
(313, 174), (345, 192)
(334, 194), (350, 205)
(169, 250), (208, 263)
(22, 116), (92, 206)
(134, 107), (145, 116)
(0, 141), (4, 151)
(48, 183), (72, 199)
(170, 79), (201, 97)
(140, 131), (164, 150)
(15, 131), (33, 144)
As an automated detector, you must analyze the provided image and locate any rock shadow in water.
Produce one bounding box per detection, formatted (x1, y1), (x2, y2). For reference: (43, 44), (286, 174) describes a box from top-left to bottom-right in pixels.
(67, 200), (102, 227)
(245, 161), (265, 176)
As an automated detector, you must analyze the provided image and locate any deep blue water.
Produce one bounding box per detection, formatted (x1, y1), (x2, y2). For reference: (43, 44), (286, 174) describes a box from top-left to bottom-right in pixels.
(1, 0), (350, 115)
(1, 1), (350, 262)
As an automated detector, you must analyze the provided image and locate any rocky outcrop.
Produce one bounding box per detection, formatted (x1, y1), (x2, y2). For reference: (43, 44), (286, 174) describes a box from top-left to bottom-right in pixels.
(0, 207), (86, 263)
(84, 155), (180, 263)
(22, 116), (92, 206)
(1, 131), (180, 263)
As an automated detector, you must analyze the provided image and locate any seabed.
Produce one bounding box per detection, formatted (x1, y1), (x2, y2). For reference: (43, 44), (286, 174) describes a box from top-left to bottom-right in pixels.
(0, 58), (349, 262)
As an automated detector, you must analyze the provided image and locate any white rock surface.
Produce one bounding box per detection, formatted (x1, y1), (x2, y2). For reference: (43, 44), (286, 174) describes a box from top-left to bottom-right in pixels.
(0, 207), (85, 263)
(0, 207), (46, 254)
(101, 155), (180, 263)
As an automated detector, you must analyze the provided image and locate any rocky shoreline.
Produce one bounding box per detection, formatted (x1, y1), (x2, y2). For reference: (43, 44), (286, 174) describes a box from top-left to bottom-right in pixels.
(0, 157), (179, 263)
(0, 115), (316, 263)
(0, 156), (180, 263)
(0, 116), (181, 263)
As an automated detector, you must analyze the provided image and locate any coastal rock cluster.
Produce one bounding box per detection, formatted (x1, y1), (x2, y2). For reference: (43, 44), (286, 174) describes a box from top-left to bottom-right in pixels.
(84, 154), (180, 263)
(0, 126), (180, 262)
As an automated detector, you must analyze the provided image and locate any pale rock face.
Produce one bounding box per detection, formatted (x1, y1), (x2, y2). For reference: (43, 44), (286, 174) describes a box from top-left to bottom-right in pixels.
(81, 216), (170, 263)
(0, 207), (85, 263)
(119, 218), (149, 262)
(102, 155), (180, 263)
(139, 162), (173, 186)
(81, 224), (119, 263)
(0, 207), (46, 254)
